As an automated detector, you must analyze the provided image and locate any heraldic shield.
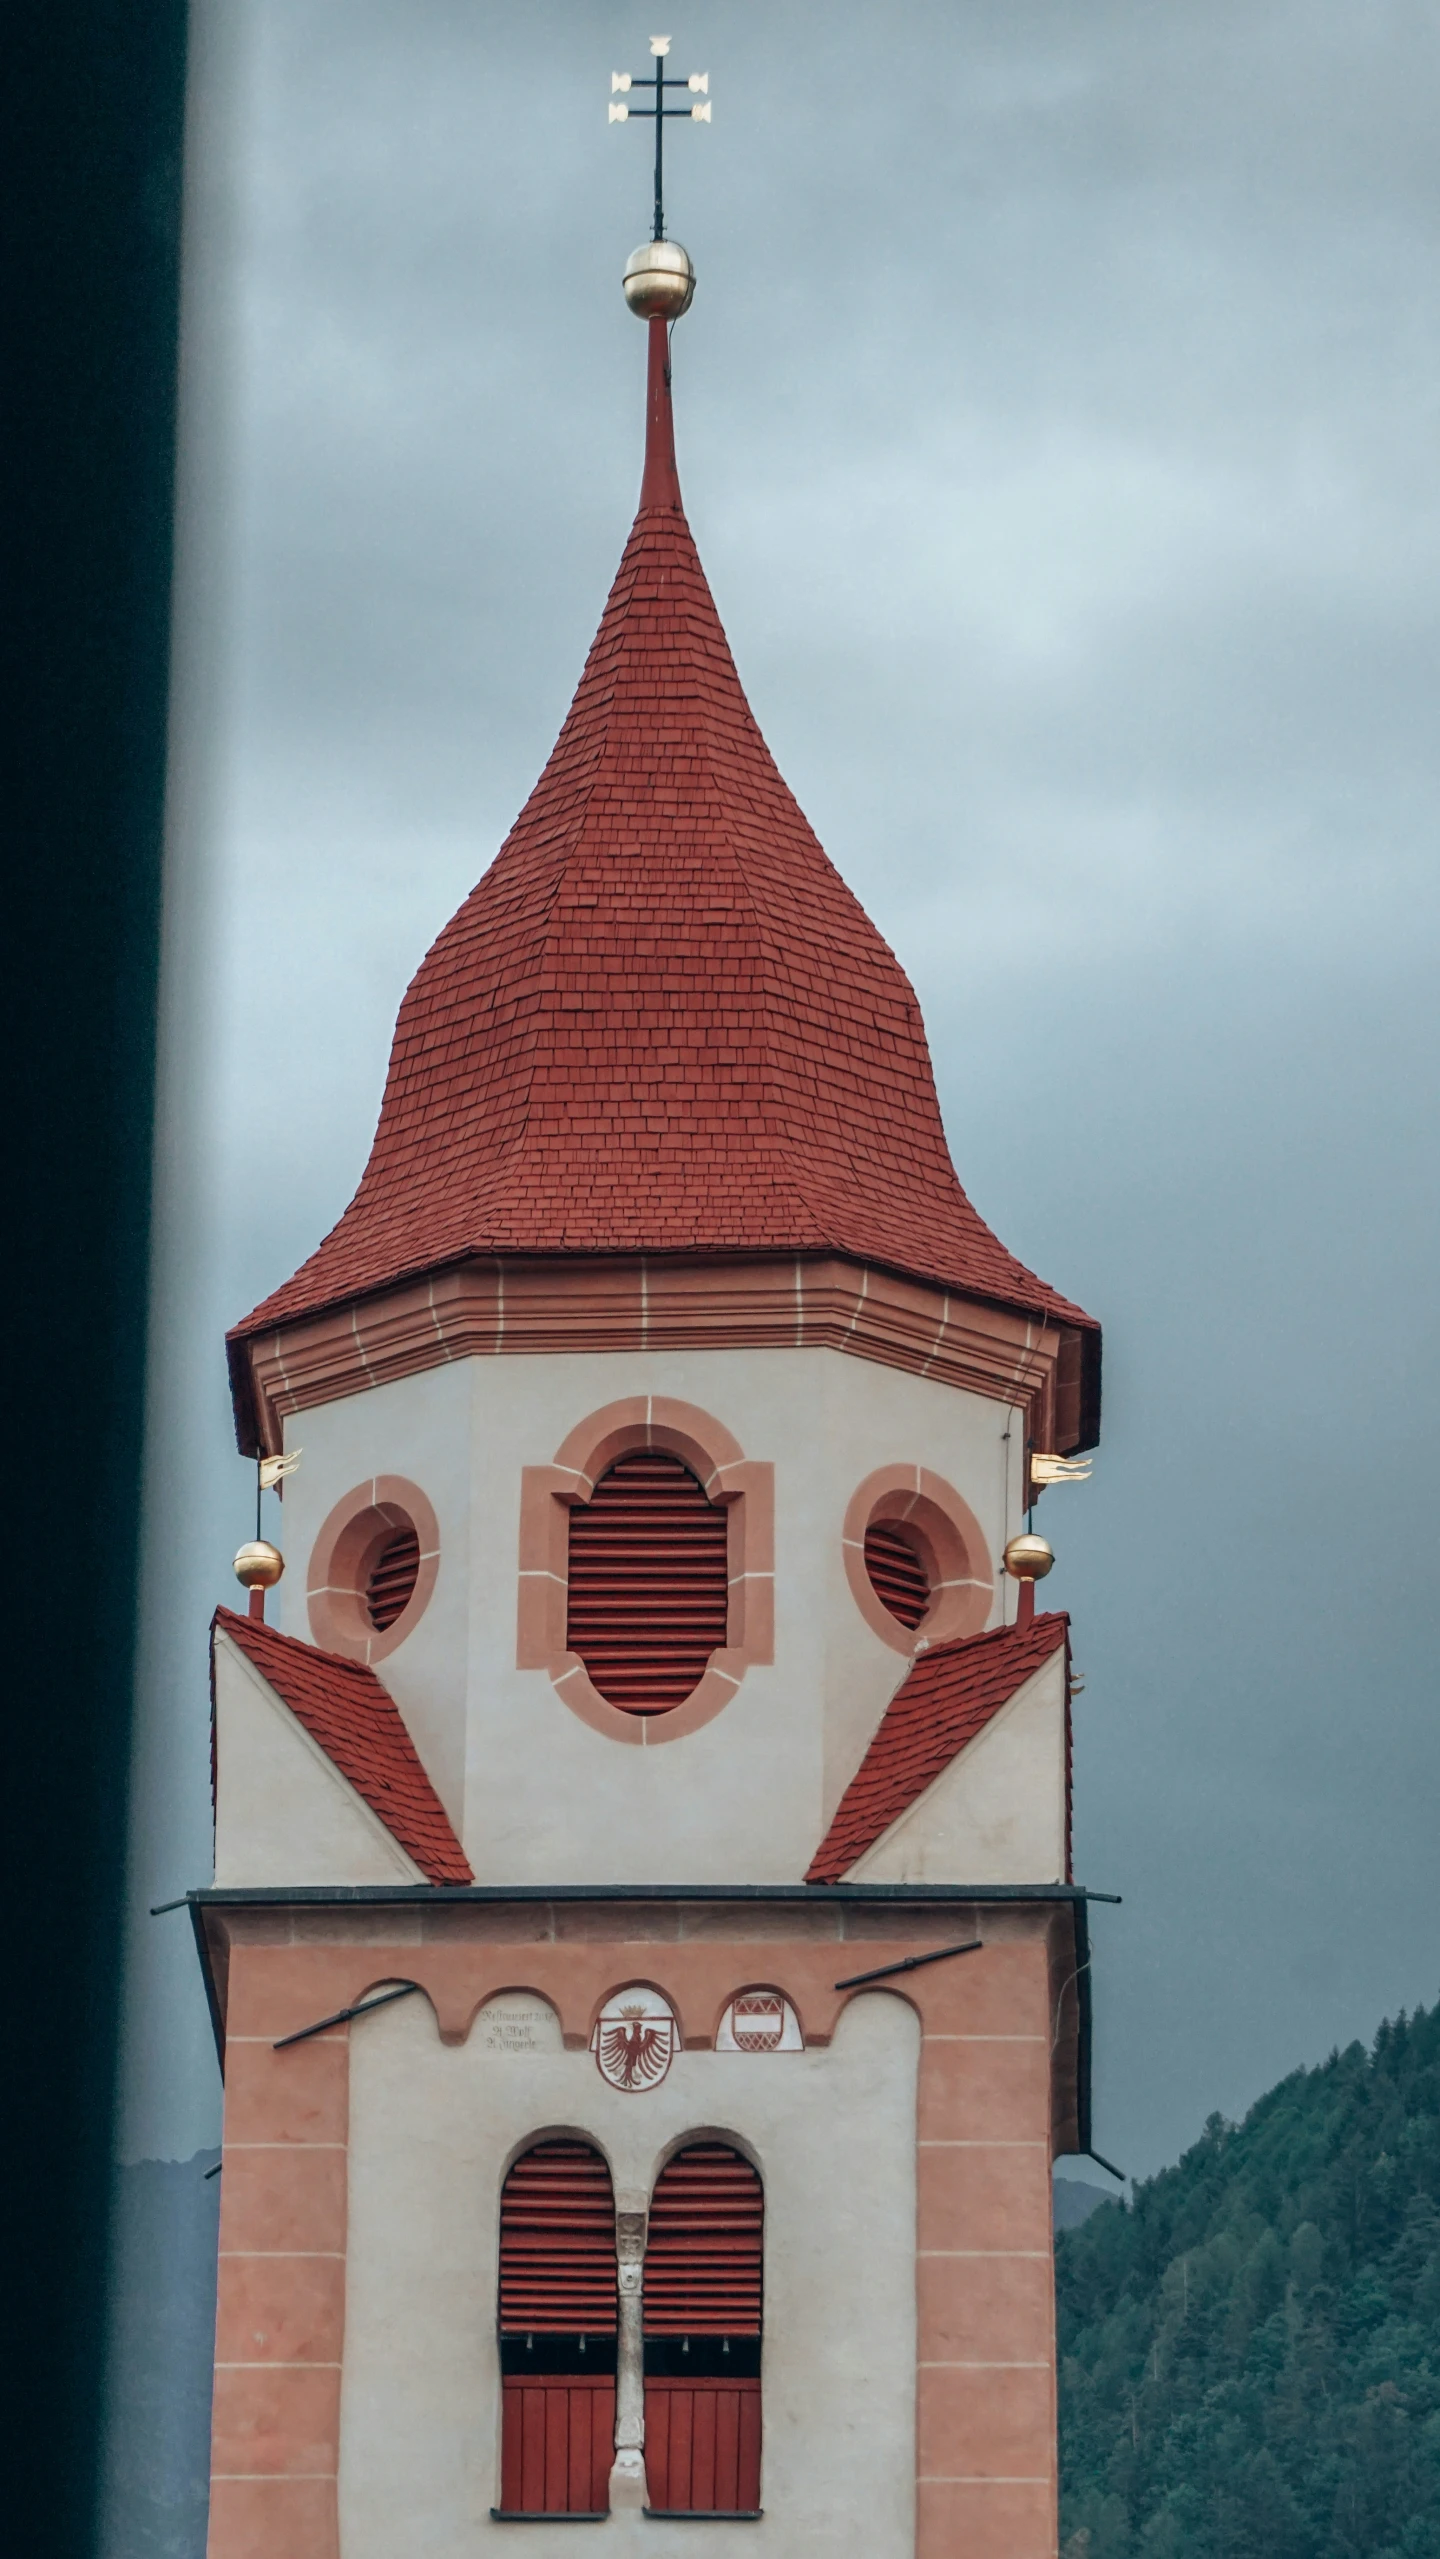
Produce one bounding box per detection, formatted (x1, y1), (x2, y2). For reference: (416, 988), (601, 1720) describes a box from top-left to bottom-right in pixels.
(590, 1986), (679, 2091)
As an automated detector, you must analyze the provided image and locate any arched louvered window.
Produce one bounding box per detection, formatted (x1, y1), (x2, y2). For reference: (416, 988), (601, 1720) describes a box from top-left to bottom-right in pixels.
(864, 1520), (931, 1630)
(643, 2145), (763, 2517)
(497, 2141), (617, 2516)
(566, 1450), (730, 1714)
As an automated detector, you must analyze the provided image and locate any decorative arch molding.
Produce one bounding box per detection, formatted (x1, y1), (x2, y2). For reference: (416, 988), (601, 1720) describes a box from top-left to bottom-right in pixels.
(306, 1474), (440, 1664)
(517, 1397), (774, 1747)
(843, 1464), (994, 1657)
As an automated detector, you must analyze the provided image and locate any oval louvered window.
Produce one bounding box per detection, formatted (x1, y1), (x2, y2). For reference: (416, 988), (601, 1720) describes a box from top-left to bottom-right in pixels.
(863, 1521), (931, 1630)
(366, 1523), (420, 1630)
(566, 1450), (729, 1714)
(644, 2144), (763, 2516)
(498, 2141), (617, 2516)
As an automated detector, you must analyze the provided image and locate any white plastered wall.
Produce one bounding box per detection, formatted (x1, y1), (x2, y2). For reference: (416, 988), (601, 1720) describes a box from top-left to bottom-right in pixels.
(211, 1630), (424, 1887)
(278, 1356), (473, 1830)
(338, 1988), (919, 2559)
(845, 1651), (1068, 1886)
(271, 1344), (1031, 1888)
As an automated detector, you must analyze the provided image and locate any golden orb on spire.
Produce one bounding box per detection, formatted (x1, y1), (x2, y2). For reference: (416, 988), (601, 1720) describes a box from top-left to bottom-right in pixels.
(1003, 1531), (1054, 1583)
(623, 238), (695, 320)
(233, 1538), (284, 1592)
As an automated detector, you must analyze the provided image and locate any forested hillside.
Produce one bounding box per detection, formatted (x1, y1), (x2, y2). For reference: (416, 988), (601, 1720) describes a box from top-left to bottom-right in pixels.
(1057, 2000), (1440, 2558)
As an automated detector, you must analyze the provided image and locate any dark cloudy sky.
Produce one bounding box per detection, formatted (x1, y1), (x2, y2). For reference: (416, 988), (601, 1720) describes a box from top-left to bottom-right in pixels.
(122, 0), (1440, 2181)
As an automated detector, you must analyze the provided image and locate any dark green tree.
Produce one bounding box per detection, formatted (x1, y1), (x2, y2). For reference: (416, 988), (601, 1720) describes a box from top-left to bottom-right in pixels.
(1058, 1999), (1440, 2557)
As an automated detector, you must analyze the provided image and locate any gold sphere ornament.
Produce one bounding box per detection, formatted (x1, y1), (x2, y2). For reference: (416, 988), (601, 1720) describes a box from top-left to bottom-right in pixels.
(623, 239), (696, 321)
(1003, 1531), (1054, 1583)
(233, 1539), (284, 1591)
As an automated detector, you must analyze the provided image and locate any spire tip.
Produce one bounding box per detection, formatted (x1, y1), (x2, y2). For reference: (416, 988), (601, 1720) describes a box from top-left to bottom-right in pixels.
(639, 314), (683, 513)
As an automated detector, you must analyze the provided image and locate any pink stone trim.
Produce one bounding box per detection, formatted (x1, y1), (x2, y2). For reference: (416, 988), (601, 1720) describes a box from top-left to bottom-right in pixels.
(516, 1398), (774, 1745)
(239, 1257), (1080, 1464)
(306, 1475), (440, 1665)
(206, 1908), (1073, 2559)
(843, 1466), (994, 1658)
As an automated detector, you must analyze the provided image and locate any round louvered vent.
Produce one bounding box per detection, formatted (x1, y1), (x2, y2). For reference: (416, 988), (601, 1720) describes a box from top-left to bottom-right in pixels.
(863, 1521), (931, 1630)
(566, 1449), (729, 1714)
(366, 1523), (420, 1630)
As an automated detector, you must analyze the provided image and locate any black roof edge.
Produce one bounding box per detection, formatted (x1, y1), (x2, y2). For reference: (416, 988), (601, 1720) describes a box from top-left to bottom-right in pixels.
(1074, 1892), (1093, 2156)
(189, 1896), (226, 2075)
(1076, 1323), (1103, 1455)
(186, 1880), (1118, 1907)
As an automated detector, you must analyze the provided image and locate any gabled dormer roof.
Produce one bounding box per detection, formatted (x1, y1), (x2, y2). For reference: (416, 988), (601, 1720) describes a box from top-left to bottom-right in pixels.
(229, 319), (1097, 1430)
(806, 1611), (1070, 1885)
(212, 1608), (472, 1886)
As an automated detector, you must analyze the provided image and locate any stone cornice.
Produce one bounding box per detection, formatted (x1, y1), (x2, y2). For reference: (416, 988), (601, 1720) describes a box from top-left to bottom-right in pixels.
(233, 1253), (1093, 1460)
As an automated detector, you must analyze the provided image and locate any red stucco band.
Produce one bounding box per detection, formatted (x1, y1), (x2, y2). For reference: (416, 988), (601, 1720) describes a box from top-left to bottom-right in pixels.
(201, 1897), (1081, 2559)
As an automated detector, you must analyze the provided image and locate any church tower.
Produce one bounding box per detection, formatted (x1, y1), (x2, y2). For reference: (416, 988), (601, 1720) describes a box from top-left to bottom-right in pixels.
(198, 168), (1103, 2559)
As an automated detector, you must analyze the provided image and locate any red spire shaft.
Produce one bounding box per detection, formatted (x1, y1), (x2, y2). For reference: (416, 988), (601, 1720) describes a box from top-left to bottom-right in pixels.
(639, 313), (683, 513)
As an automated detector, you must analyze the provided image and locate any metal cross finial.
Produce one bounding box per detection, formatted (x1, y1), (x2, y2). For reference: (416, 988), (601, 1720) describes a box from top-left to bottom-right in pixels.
(609, 35), (711, 242)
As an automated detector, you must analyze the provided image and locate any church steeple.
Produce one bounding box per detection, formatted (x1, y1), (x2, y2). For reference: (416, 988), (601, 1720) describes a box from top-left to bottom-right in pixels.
(202, 177), (1103, 2559)
(228, 274), (1097, 1448)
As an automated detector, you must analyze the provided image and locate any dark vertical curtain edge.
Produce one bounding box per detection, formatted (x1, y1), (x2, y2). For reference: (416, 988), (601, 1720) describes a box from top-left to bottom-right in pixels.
(3, 7), (189, 2552)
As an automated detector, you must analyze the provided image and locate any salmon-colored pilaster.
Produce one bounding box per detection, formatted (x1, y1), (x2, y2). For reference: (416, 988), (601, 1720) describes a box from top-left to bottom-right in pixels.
(914, 1936), (1059, 2559)
(207, 1952), (349, 2559)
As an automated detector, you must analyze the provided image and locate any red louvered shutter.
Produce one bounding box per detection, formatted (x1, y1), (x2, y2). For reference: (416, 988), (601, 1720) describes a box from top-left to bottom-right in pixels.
(863, 1520), (931, 1629)
(498, 2142), (617, 2514)
(566, 1450), (730, 1713)
(365, 1524), (420, 1630)
(643, 2146), (763, 2516)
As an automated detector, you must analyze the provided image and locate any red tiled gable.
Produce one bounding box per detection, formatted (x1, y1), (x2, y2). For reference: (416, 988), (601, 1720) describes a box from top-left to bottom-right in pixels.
(805, 1612), (1070, 1885)
(230, 321), (1097, 1398)
(213, 1607), (472, 1885)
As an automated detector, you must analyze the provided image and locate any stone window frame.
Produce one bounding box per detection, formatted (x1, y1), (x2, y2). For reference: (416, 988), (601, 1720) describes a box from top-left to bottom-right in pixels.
(517, 1397), (774, 1747)
(842, 1464), (993, 1657)
(306, 1473), (441, 1665)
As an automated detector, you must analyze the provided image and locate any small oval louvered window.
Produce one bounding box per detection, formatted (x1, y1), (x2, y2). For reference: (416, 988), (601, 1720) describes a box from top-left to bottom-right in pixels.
(306, 1477), (437, 1662)
(366, 1523), (420, 1630)
(863, 1521), (931, 1630)
(644, 2144), (763, 2516)
(566, 1450), (730, 1715)
(498, 2140), (617, 2516)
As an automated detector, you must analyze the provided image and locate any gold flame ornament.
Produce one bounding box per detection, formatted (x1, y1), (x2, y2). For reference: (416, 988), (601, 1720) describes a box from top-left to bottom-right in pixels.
(1028, 1453), (1092, 1487)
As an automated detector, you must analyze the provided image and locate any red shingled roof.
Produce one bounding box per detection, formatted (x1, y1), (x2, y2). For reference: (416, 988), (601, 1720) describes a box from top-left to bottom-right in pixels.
(806, 1612), (1069, 1885)
(213, 1607), (472, 1885)
(231, 319), (1096, 1377)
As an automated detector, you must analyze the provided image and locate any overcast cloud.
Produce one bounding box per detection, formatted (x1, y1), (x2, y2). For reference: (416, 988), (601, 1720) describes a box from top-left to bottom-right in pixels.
(122, 0), (1440, 2180)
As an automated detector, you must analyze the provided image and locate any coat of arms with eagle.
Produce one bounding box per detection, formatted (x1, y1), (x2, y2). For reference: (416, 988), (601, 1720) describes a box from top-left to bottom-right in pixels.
(590, 1986), (678, 2091)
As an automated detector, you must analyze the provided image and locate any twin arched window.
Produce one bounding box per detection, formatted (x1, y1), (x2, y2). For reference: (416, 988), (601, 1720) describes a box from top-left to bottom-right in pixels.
(497, 2138), (764, 2516)
(643, 2145), (764, 2516)
(497, 2142), (617, 2515)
